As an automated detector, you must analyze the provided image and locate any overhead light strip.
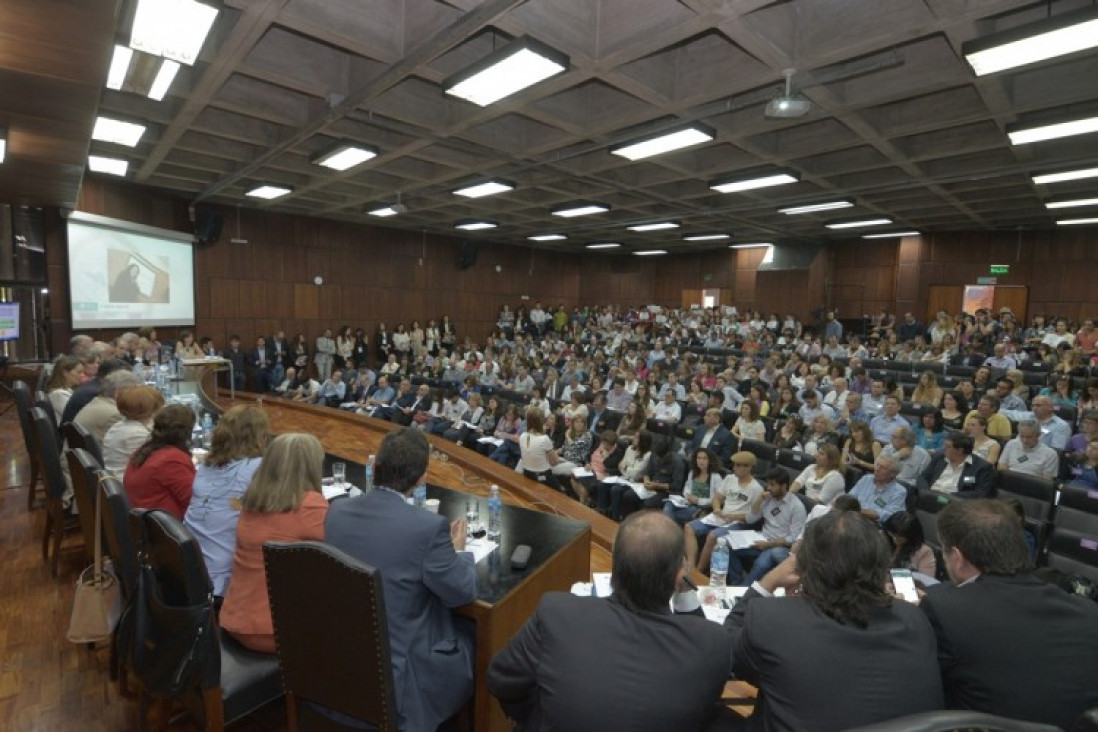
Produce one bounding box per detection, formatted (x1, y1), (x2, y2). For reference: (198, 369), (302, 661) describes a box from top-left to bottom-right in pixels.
(779, 199), (854, 215)
(1056, 217), (1098, 226)
(710, 169), (799, 194)
(682, 233), (730, 242)
(312, 141), (378, 171)
(1033, 167), (1098, 185)
(88, 155), (129, 176)
(147, 59), (180, 101)
(246, 184), (293, 200)
(730, 243), (773, 249)
(610, 125), (715, 161)
(586, 242), (621, 250)
(455, 220), (498, 231)
(453, 180), (514, 198)
(131, 0), (218, 66)
(528, 234), (567, 241)
(963, 6), (1098, 76)
(627, 221), (679, 232)
(368, 206), (399, 217)
(1046, 197), (1098, 209)
(107, 45), (134, 90)
(1007, 115), (1098, 145)
(862, 231), (921, 239)
(826, 217), (892, 230)
(92, 116), (146, 147)
(552, 202), (610, 218)
(633, 249), (668, 256)
(0, 128), (6, 164)
(444, 36), (568, 107)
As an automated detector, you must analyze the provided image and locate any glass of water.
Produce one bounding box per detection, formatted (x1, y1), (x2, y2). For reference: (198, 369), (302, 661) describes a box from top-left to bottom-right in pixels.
(466, 498), (481, 537)
(332, 462), (346, 487)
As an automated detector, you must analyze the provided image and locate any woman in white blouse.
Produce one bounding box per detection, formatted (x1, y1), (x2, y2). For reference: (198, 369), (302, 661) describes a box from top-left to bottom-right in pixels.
(46, 355), (84, 424)
(792, 444), (845, 505)
(102, 385), (164, 480)
(519, 407), (560, 486)
(732, 400), (767, 442)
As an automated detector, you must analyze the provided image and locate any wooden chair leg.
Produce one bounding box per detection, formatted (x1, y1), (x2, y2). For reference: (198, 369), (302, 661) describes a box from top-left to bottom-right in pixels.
(286, 692), (299, 732)
(202, 686), (224, 732)
(41, 510), (52, 562)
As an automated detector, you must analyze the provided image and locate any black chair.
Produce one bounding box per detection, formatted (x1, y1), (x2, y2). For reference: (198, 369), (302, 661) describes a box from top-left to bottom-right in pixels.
(13, 380), (42, 509)
(1055, 485), (1098, 536)
(65, 448), (102, 566)
(1053, 404), (1078, 425)
(997, 470), (1056, 542)
(645, 418), (673, 437)
(63, 420), (104, 467)
(36, 389), (58, 435)
(845, 709), (1060, 731)
(600, 410), (623, 432)
(776, 448), (813, 474)
(264, 541), (400, 731)
(128, 509), (283, 730)
(914, 490), (955, 553)
(99, 476), (139, 688)
(945, 365), (976, 378)
(1044, 527), (1098, 584)
(32, 406), (81, 576)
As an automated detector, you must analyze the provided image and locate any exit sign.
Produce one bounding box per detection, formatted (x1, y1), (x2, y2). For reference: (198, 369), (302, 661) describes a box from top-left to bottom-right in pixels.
(990, 264), (1010, 275)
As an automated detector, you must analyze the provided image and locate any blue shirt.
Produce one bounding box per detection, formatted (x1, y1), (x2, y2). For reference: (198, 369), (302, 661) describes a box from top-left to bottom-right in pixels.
(870, 413), (908, 444)
(849, 474), (907, 525)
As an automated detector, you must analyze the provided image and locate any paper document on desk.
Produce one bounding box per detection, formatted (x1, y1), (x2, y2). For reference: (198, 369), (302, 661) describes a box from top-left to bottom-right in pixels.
(629, 482), (655, 500)
(477, 437), (504, 447)
(665, 494), (689, 508)
(464, 538), (498, 564)
(572, 467), (594, 478)
(724, 530), (767, 551)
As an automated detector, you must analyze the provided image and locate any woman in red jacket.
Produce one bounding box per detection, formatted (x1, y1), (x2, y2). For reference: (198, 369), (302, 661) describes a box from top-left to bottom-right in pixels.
(124, 403), (196, 519)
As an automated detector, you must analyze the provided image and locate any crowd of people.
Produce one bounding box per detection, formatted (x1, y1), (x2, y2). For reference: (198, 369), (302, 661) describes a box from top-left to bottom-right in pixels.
(38, 301), (1098, 730)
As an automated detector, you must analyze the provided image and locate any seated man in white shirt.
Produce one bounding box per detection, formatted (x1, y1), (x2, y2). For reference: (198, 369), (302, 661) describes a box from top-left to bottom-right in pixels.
(653, 389), (682, 424)
(880, 425), (932, 487)
(1000, 395), (1072, 451)
(998, 420), (1059, 479)
(510, 366), (536, 395)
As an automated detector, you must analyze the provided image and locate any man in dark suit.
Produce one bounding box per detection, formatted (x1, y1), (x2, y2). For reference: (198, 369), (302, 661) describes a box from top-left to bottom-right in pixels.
(724, 510), (943, 731)
(921, 499), (1098, 729)
(918, 431), (997, 497)
(325, 428), (476, 732)
(689, 407), (736, 469)
(248, 335), (273, 393)
(268, 329), (288, 387)
(488, 511), (730, 731)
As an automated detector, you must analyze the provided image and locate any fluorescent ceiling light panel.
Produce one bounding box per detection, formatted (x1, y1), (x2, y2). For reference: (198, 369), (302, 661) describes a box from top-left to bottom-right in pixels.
(710, 170), (799, 194)
(862, 231), (921, 239)
(455, 220), (498, 231)
(147, 59), (180, 101)
(88, 155), (129, 176)
(963, 6), (1098, 76)
(246, 184), (293, 200)
(368, 205), (399, 217)
(552, 202), (610, 218)
(682, 233), (730, 242)
(131, 0), (218, 66)
(453, 180), (514, 198)
(586, 243), (621, 250)
(528, 234), (567, 241)
(610, 125), (715, 161)
(779, 199), (854, 215)
(107, 45), (134, 90)
(92, 116), (146, 147)
(730, 243), (773, 249)
(633, 250), (668, 256)
(1007, 115), (1098, 145)
(312, 142), (378, 171)
(0, 131), (5, 164)
(1033, 167), (1098, 185)
(627, 221), (680, 232)
(1056, 217), (1098, 226)
(826, 217), (892, 229)
(444, 37), (568, 107)
(1046, 197), (1098, 209)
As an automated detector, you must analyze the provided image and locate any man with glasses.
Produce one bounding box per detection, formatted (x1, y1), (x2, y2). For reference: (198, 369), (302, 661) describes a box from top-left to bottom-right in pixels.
(997, 420), (1059, 479)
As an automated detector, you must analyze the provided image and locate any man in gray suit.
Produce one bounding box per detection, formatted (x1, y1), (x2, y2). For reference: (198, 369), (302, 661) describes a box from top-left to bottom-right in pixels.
(325, 428), (476, 731)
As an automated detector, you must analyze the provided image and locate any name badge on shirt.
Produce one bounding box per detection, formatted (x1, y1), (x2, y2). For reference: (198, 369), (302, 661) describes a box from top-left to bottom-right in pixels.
(1018, 455), (1028, 463)
(962, 476), (975, 484)
(875, 496), (887, 508)
(770, 507), (782, 517)
(734, 492), (746, 502)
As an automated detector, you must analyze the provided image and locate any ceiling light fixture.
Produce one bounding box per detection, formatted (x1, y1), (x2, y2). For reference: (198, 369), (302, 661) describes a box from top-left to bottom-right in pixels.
(0, 128), (6, 164)
(368, 205), (399, 217)
(633, 249), (668, 256)
(551, 201), (610, 218)
(528, 234), (567, 241)
(107, 45), (134, 90)
(245, 184), (293, 200)
(682, 233), (731, 242)
(826, 217), (892, 230)
(586, 242), (621, 250)
(765, 69), (812, 119)
(453, 180), (515, 198)
(963, 6), (1098, 76)
(862, 231), (921, 239)
(131, 0), (218, 66)
(610, 124), (715, 161)
(88, 155), (129, 176)
(1046, 197), (1098, 209)
(1033, 167), (1098, 185)
(455, 219), (498, 231)
(709, 169), (800, 194)
(627, 221), (680, 232)
(1007, 114), (1098, 145)
(730, 243), (773, 249)
(312, 141), (378, 171)
(92, 116), (146, 147)
(147, 59), (180, 101)
(1056, 217), (1098, 226)
(779, 199), (854, 215)
(444, 36), (568, 107)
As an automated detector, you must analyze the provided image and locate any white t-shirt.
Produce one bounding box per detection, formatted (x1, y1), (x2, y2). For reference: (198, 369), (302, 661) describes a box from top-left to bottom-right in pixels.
(795, 465), (845, 505)
(719, 476), (764, 516)
(520, 433), (555, 472)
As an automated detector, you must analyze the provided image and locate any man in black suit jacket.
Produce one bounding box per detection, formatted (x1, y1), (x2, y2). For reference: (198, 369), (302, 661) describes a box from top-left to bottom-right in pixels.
(918, 431), (997, 497)
(248, 336), (273, 393)
(724, 510), (943, 731)
(689, 407), (736, 469)
(488, 511), (730, 732)
(921, 499), (1098, 729)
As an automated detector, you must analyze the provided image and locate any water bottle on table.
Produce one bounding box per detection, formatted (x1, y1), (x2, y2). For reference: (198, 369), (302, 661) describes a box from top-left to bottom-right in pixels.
(487, 484), (502, 540)
(363, 454), (375, 493)
(413, 483), (427, 509)
(710, 537), (729, 594)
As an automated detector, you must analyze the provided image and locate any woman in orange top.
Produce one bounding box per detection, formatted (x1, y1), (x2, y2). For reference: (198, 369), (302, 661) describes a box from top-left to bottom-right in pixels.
(219, 433), (328, 653)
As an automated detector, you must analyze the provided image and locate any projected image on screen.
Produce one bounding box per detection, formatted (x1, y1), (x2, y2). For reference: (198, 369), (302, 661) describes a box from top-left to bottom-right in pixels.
(68, 212), (195, 329)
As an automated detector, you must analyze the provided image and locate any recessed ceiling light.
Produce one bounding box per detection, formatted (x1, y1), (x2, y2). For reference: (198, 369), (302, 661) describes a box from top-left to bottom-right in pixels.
(455, 220), (498, 231)
(862, 231), (921, 239)
(779, 199), (854, 215)
(1033, 167), (1098, 185)
(826, 217), (892, 230)
(586, 242), (621, 250)
(92, 116), (146, 147)
(453, 180), (515, 198)
(1045, 197), (1098, 209)
(709, 169), (800, 194)
(610, 125), (715, 161)
(147, 59), (180, 101)
(246, 184), (293, 200)
(131, 0), (218, 66)
(552, 202), (610, 218)
(627, 221), (679, 232)
(730, 243), (773, 249)
(88, 155), (129, 176)
(444, 36), (568, 107)
(1056, 217), (1098, 226)
(312, 142), (378, 171)
(107, 45), (134, 90)
(528, 234), (567, 241)
(0, 129), (6, 164)
(682, 233), (731, 242)
(633, 249), (668, 256)
(963, 6), (1098, 76)
(1007, 115), (1098, 145)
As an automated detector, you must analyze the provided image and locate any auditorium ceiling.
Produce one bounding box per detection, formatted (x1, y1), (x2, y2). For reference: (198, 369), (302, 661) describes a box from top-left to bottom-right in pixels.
(4, 0), (1098, 253)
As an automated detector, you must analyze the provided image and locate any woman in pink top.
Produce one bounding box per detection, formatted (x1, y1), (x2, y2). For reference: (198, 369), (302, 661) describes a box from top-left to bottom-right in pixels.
(884, 511), (937, 578)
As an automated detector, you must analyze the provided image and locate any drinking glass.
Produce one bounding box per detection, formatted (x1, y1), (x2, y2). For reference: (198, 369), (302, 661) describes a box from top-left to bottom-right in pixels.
(332, 462), (346, 487)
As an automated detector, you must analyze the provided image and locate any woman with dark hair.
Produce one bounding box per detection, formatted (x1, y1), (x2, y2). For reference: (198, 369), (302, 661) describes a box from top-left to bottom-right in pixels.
(843, 420), (881, 472)
(123, 403), (197, 519)
(915, 409), (946, 455)
(440, 314), (457, 352)
(292, 333), (309, 371)
(940, 390), (967, 431)
(773, 415), (804, 451)
(334, 325), (354, 370)
(175, 329), (204, 360)
(663, 448), (722, 525)
(351, 327), (369, 366)
(884, 511), (937, 577)
(1039, 374), (1078, 408)
(46, 354), (85, 423)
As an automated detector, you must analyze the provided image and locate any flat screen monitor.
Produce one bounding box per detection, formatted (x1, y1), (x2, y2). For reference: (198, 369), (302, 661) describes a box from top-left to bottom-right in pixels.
(0, 301), (19, 341)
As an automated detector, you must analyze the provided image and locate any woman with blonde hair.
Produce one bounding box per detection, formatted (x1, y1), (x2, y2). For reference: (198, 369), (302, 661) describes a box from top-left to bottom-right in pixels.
(45, 354), (85, 423)
(964, 414), (1001, 465)
(102, 385), (164, 477)
(183, 406), (271, 596)
(910, 371), (944, 407)
(219, 433), (328, 653)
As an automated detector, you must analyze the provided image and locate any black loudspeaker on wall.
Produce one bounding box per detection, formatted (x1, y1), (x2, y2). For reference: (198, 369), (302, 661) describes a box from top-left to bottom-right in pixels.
(459, 240), (479, 270)
(195, 210), (224, 244)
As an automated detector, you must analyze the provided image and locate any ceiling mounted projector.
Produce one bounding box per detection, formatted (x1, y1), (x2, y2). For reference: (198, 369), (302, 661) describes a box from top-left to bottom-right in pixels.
(391, 192), (408, 214)
(765, 69), (812, 119)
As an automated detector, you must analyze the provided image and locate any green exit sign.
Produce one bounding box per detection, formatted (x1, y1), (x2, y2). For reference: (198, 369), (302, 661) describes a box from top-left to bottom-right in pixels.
(990, 264), (1010, 275)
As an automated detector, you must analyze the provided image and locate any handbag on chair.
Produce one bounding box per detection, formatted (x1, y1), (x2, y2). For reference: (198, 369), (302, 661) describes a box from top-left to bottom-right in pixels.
(67, 476), (123, 643)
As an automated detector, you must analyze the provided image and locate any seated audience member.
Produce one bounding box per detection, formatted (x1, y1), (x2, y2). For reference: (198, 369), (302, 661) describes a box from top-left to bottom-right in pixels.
(488, 512), (730, 731)
(275, 366), (297, 395)
(102, 385), (164, 478)
(289, 370), (320, 403)
(663, 448), (722, 524)
(652, 389), (682, 423)
(315, 367), (346, 407)
(921, 499), (1098, 729)
(686, 452), (762, 569)
(219, 433), (328, 653)
(569, 429), (622, 506)
(45, 355), (85, 424)
(919, 431), (996, 498)
(773, 415), (804, 451)
(997, 420), (1059, 479)
(884, 510), (937, 577)
(848, 455), (907, 525)
(183, 405), (269, 597)
(72, 367), (141, 446)
(963, 413), (1002, 465)
(914, 409), (946, 454)
(723, 510), (943, 731)
(791, 444), (845, 505)
(801, 414), (839, 456)
(690, 407), (735, 468)
(597, 430), (652, 520)
(842, 419), (882, 472)
(869, 396), (907, 443)
(731, 401), (767, 443)
(621, 435), (685, 516)
(1068, 437), (1098, 488)
(1000, 394), (1072, 451)
(880, 426), (932, 487)
(964, 395), (1012, 440)
(518, 406), (560, 486)
(430, 389), (469, 436)
(123, 403), (197, 519)
(326, 428), (476, 731)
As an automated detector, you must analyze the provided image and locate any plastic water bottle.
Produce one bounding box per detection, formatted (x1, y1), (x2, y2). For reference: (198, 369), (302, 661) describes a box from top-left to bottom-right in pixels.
(191, 422), (204, 450)
(413, 484), (427, 508)
(201, 412), (214, 448)
(363, 454), (375, 493)
(710, 538), (729, 591)
(487, 485), (502, 539)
